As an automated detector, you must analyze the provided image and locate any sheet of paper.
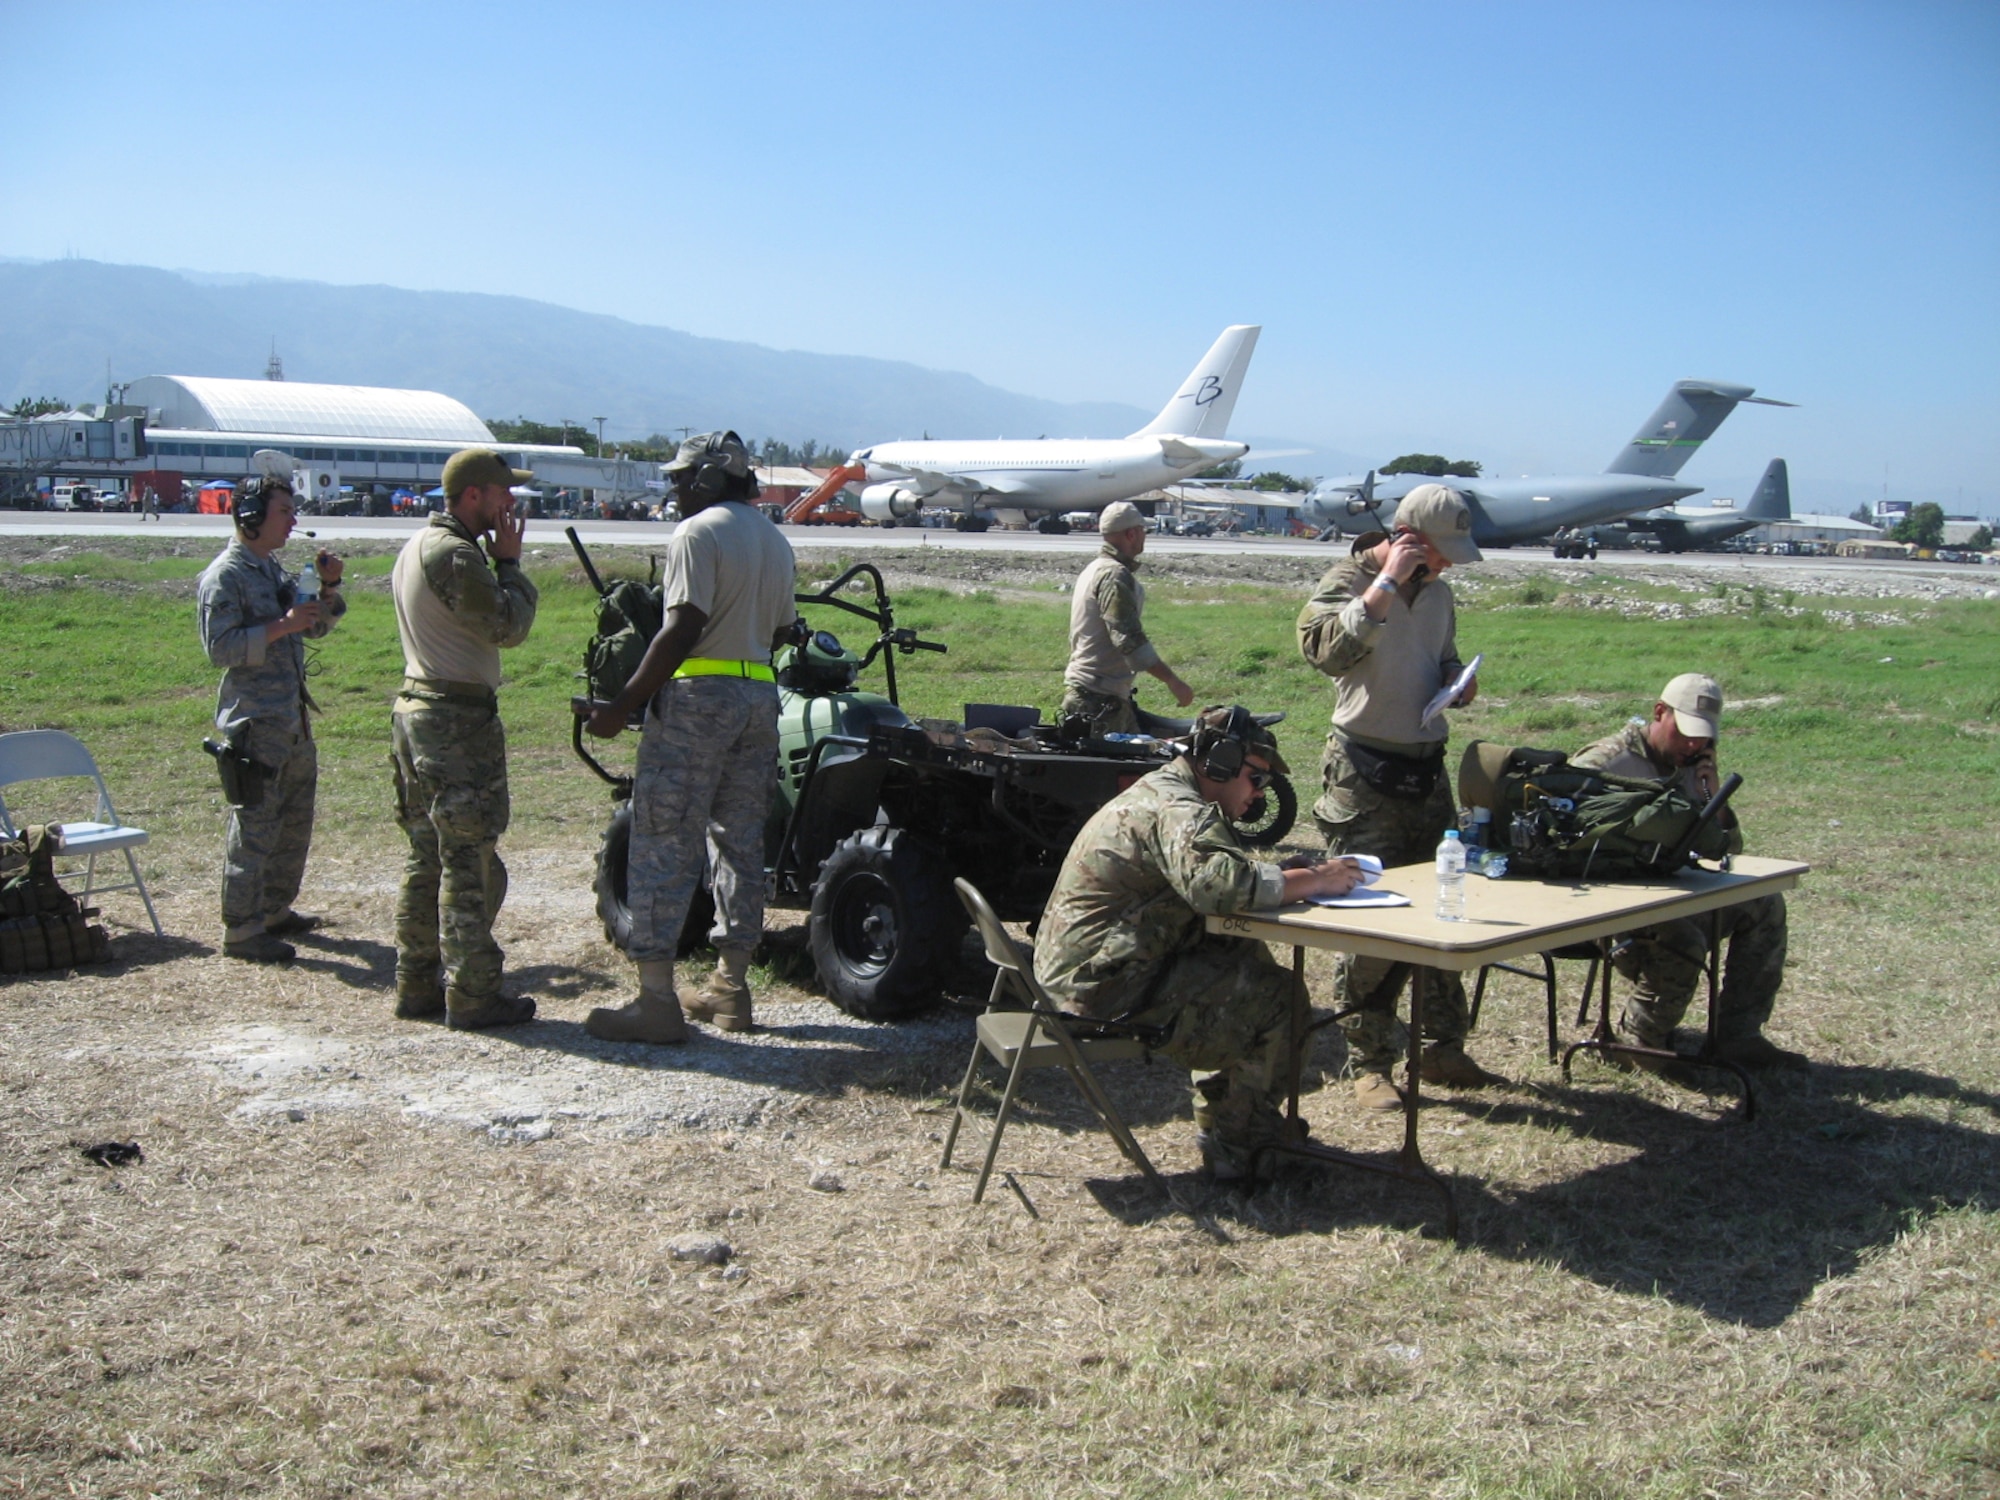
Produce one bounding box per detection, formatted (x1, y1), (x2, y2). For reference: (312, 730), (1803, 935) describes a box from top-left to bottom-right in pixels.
(1422, 652), (1483, 727)
(1307, 886), (1412, 909)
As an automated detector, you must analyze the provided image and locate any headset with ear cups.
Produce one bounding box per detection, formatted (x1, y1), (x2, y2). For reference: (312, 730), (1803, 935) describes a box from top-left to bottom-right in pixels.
(685, 430), (761, 503)
(1192, 705), (1257, 783)
(232, 475), (290, 539)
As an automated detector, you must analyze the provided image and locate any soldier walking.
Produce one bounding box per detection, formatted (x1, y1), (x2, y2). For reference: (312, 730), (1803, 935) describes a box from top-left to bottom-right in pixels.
(195, 453), (346, 963)
(389, 449), (540, 1029)
(585, 431), (796, 1043)
(1060, 500), (1194, 734)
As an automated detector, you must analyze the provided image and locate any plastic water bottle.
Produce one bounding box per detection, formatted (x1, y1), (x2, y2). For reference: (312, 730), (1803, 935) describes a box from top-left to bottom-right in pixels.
(1435, 829), (1466, 921)
(297, 560), (320, 603)
(1463, 806), (1492, 875)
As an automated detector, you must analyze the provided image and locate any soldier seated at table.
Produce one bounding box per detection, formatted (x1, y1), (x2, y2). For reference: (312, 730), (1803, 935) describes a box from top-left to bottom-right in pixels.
(1572, 673), (1804, 1071)
(1033, 706), (1363, 1180)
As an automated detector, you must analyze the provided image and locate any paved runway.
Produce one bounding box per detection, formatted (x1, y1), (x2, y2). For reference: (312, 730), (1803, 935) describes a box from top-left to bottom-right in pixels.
(0, 509), (1988, 582)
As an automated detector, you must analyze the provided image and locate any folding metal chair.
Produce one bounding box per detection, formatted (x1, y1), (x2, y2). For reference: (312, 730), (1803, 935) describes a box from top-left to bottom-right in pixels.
(0, 730), (162, 936)
(940, 877), (1164, 1204)
(1470, 941), (1615, 1061)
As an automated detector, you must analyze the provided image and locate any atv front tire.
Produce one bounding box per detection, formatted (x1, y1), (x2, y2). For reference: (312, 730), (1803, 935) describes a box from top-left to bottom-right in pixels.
(808, 827), (966, 1020)
(595, 800), (717, 957)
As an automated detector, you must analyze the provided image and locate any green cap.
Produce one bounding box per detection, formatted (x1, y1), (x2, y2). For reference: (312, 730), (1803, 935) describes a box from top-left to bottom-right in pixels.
(443, 447), (534, 499)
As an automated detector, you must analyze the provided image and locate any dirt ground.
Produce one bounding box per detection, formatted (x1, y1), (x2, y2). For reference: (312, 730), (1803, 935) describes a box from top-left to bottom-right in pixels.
(3, 547), (1996, 1497)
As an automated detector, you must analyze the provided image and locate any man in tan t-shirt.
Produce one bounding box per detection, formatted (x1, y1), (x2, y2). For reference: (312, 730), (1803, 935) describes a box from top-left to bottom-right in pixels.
(388, 448), (539, 1029)
(585, 431), (797, 1043)
(1297, 483), (1492, 1108)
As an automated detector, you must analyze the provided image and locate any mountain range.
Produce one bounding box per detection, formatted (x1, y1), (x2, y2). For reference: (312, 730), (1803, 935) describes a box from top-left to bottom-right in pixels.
(0, 258), (1162, 448)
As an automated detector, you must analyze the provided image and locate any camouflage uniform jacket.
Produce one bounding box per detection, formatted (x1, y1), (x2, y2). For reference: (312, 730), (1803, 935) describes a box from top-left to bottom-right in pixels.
(391, 513), (539, 689)
(197, 540), (346, 737)
(1034, 758), (1286, 1020)
(1296, 553), (1461, 752)
(1064, 544), (1161, 699)
(1572, 718), (1744, 855)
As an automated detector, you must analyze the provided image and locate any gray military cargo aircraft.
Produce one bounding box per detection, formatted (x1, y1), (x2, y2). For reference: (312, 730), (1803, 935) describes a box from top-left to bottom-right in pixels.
(1616, 457), (1792, 551)
(1301, 379), (1793, 545)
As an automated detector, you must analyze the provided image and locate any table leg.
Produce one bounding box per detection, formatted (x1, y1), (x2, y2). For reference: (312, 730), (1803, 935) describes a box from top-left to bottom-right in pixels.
(1269, 958), (1459, 1241)
(1285, 943), (1307, 1132)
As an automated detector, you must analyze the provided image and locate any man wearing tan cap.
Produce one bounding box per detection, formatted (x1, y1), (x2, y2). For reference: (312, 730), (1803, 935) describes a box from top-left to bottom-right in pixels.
(1060, 500), (1194, 735)
(388, 447), (540, 1030)
(1572, 674), (1801, 1070)
(1297, 482), (1495, 1108)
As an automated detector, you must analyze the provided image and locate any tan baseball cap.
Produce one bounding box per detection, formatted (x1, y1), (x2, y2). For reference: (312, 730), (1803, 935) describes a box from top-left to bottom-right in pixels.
(1396, 483), (1482, 564)
(443, 447), (534, 499)
(1660, 673), (1724, 739)
(1098, 500), (1146, 534)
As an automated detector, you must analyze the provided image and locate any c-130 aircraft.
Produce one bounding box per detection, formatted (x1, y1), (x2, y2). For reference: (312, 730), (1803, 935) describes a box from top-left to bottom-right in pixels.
(1302, 379), (1793, 545)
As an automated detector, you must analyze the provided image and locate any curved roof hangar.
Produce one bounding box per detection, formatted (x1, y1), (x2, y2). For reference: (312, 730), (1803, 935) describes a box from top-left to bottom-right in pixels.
(126, 376), (494, 443)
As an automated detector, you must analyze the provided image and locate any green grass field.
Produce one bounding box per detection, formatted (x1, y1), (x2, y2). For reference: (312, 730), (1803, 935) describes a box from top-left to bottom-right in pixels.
(2, 543), (1996, 1497)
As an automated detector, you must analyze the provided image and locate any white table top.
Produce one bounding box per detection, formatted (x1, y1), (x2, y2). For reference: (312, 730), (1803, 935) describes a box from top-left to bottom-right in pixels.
(1207, 855), (1809, 972)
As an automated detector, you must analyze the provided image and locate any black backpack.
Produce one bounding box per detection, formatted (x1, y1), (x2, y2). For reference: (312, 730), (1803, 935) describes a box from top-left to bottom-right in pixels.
(1460, 742), (1736, 881)
(0, 825), (112, 974)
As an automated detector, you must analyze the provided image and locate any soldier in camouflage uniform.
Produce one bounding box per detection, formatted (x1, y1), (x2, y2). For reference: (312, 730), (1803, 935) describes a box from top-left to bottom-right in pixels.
(1296, 483), (1497, 1109)
(389, 448), (540, 1029)
(1035, 706), (1363, 1180)
(196, 458), (346, 963)
(1573, 673), (1803, 1071)
(585, 431), (797, 1044)
(1060, 500), (1194, 734)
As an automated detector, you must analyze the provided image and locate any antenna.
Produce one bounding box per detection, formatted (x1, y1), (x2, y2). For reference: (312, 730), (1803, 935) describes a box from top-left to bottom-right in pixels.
(266, 340), (284, 381)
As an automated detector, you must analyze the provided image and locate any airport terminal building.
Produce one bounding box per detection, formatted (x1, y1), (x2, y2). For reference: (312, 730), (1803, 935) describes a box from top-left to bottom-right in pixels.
(0, 375), (656, 508)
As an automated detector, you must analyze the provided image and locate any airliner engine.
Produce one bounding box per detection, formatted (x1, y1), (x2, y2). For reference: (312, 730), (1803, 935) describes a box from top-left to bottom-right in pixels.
(859, 484), (924, 521)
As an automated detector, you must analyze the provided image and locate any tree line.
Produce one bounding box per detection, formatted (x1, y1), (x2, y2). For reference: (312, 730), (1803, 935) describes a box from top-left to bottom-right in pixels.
(484, 419), (852, 468)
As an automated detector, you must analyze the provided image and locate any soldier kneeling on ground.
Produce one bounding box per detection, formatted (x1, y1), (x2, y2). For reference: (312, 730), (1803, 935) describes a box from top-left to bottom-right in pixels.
(1033, 706), (1363, 1181)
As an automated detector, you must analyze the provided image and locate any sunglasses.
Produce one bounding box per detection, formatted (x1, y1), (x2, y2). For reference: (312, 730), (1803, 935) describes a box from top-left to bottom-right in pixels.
(1244, 766), (1273, 792)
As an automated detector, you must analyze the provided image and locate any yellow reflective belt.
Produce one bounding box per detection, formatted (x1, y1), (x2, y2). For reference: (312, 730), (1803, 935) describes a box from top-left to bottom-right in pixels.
(672, 657), (776, 682)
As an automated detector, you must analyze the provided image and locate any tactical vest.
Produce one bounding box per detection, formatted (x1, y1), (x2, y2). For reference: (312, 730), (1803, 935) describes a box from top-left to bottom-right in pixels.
(583, 578), (664, 706)
(1473, 745), (1734, 880)
(0, 825), (113, 974)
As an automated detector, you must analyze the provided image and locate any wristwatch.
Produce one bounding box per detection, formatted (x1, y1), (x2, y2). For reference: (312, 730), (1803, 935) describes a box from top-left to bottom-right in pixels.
(1369, 574), (1398, 595)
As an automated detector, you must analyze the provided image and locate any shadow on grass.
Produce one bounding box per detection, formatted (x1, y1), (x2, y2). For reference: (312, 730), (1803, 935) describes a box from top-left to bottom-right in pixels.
(93, 930), (214, 969)
(1434, 1059), (2000, 1326)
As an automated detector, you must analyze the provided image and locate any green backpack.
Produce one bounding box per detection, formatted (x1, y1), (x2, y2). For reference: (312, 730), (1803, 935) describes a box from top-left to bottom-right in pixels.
(582, 577), (664, 707)
(1459, 742), (1736, 880)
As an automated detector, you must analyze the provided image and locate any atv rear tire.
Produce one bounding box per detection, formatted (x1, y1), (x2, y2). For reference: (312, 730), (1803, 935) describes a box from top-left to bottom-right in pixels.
(808, 827), (966, 1020)
(595, 800), (717, 957)
(1229, 771), (1299, 849)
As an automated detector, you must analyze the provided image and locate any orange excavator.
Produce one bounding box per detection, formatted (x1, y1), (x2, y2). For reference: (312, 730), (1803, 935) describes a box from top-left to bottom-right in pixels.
(784, 462), (869, 525)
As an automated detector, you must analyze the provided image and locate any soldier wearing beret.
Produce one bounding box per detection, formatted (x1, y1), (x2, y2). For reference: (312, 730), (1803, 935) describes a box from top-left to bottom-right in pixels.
(1573, 673), (1803, 1071)
(388, 447), (540, 1029)
(1296, 482), (1497, 1109)
(1034, 706), (1362, 1180)
(195, 452), (346, 963)
(1060, 500), (1194, 735)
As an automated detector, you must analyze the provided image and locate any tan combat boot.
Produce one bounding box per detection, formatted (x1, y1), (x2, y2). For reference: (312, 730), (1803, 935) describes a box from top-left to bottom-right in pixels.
(683, 948), (754, 1032)
(1353, 1070), (1405, 1111)
(585, 960), (689, 1045)
(1419, 1041), (1506, 1089)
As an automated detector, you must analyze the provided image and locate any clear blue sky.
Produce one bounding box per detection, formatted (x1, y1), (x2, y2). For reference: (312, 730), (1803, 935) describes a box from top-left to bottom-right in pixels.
(5, 1), (1996, 513)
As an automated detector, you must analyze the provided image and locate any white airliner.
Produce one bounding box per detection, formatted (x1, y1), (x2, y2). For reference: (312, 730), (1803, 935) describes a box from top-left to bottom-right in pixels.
(829, 325), (1260, 529)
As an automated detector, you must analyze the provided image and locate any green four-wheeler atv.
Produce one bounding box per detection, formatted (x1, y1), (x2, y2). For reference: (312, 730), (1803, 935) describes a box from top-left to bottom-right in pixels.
(568, 538), (1295, 1021)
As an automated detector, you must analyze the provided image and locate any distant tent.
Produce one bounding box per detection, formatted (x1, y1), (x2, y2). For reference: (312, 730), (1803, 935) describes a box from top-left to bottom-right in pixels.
(196, 480), (236, 515)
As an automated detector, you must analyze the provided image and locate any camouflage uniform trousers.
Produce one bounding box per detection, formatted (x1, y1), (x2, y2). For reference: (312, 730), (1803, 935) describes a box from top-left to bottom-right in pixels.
(1312, 736), (1470, 1073)
(1124, 936), (1300, 1152)
(1060, 685), (1140, 736)
(627, 677), (780, 965)
(390, 696), (511, 1007)
(221, 721), (317, 930)
(1612, 893), (1788, 1048)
